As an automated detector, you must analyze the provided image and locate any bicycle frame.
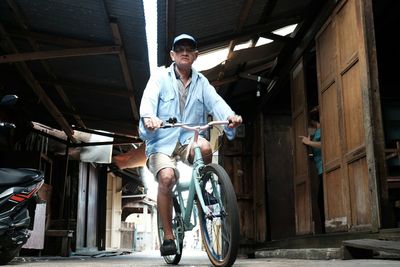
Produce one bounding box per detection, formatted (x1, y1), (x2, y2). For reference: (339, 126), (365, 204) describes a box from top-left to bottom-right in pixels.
(167, 121), (229, 244)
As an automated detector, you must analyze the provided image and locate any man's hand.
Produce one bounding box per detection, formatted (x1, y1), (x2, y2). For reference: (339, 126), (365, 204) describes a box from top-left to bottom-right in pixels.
(143, 117), (163, 131)
(227, 114), (243, 128)
(299, 135), (311, 145)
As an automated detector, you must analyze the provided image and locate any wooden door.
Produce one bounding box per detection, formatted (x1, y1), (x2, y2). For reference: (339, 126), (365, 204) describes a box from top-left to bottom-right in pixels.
(291, 60), (313, 235)
(315, 0), (377, 232)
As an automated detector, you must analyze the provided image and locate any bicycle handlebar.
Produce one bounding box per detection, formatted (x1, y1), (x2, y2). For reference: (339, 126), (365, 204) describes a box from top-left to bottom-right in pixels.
(160, 119), (229, 133)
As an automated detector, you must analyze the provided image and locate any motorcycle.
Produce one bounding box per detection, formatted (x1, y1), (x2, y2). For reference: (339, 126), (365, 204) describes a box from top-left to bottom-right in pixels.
(0, 95), (44, 264)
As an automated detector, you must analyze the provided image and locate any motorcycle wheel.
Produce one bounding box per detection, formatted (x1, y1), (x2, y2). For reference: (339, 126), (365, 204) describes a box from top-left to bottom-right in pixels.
(0, 246), (21, 265)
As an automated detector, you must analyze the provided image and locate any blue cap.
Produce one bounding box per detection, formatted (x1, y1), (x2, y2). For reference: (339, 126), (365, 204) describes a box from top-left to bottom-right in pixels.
(172, 34), (197, 50)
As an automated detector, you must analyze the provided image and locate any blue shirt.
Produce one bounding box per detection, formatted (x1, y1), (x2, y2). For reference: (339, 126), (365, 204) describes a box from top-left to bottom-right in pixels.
(312, 128), (323, 175)
(139, 63), (236, 157)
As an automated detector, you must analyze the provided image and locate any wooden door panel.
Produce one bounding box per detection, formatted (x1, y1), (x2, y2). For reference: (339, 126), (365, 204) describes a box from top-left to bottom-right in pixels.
(348, 157), (371, 225)
(295, 181), (311, 234)
(316, 21), (336, 88)
(238, 200), (255, 240)
(294, 113), (308, 178)
(324, 168), (347, 221)
(291, 60), (312, 235)
(337, 0), (358, 68)
(321, 83), (341, 164)
(222, 138), (255, 241)
(342, 62), (364, 152)
(316, 0), (373, 231)
(292, 64), (306, 113)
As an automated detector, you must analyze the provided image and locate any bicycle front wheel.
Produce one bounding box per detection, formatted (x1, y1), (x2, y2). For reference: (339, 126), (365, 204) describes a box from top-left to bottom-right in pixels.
(198, 163), (240, 267)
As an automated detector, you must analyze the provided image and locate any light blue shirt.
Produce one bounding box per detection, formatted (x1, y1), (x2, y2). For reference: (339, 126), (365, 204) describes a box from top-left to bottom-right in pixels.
(139, 63), (236, 157)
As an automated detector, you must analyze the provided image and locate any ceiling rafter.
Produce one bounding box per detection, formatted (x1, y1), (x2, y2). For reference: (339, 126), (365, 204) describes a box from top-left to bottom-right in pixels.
(216, 0), (256, 85)
(212, 60), (276, 88)
(6, 0), (86, 128)
(109, 19), (139, 121)
(227, 0), (256, 58)
(100, 0), (139, 121)
(0, 45), (120, 63)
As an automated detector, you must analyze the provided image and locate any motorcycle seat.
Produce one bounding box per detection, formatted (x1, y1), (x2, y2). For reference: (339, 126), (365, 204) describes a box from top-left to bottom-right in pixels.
(0, 168), (44, 186)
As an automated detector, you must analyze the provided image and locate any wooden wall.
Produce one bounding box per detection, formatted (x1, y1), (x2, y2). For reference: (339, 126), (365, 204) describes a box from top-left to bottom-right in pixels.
(264, 114), (296, 240)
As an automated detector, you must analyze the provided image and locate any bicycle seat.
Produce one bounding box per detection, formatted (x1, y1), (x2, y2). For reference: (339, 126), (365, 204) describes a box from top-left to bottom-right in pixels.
(0, 168), (44, 186)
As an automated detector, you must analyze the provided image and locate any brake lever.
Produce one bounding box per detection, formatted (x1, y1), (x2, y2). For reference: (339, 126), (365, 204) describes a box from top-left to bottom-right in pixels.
(166, 117), (178, 124)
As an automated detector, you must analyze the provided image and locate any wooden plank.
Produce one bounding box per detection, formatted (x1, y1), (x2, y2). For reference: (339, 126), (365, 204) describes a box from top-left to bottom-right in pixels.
(23, 203), (46, 249)
(342, 239), (400, 259)
(359, 0), (387, 231)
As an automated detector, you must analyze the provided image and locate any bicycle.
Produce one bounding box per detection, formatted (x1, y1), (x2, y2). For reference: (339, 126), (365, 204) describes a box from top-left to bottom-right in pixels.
(157, 118), (240, 267)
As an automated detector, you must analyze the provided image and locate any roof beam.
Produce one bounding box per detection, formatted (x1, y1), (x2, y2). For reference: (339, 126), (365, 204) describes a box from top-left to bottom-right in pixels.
(109, 20), (139, 120)
(0, 45), (120, 63)
(218, 0), (256, 85)
(227, 0), (255, 58)
(211, 61), (275, 87)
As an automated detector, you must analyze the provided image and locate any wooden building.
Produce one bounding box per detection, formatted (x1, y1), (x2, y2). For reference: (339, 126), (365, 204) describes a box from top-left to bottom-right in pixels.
(0, 0), (399, 257)
(215, 0), (400, 250)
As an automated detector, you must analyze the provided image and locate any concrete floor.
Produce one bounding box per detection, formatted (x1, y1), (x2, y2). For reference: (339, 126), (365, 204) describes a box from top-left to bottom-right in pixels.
(9, 249), (400, 267)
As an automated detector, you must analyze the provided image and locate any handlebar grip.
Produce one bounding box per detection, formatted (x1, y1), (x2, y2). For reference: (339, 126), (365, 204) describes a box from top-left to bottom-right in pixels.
(0, 122), (16, 128)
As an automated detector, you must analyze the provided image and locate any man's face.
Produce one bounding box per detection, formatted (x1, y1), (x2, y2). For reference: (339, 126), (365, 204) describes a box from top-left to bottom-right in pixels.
(170, 40), (198, 68)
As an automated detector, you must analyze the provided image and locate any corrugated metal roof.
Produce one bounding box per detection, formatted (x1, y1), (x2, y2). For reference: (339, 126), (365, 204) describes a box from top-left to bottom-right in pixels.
(0, 0), (150, 137)
(0, 0), (333, 140)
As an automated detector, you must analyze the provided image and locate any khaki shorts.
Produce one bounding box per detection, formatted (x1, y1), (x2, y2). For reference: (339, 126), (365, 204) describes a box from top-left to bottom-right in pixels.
(147, 141), (191, 180)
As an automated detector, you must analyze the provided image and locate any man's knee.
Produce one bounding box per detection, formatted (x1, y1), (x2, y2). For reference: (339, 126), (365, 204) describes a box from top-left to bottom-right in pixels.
(158, 168), (176, 192)
(199, 139), (212, 162)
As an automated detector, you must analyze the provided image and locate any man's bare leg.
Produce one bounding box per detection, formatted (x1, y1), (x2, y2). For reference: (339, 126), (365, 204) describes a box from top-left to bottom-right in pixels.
(157, 168), (176, 240)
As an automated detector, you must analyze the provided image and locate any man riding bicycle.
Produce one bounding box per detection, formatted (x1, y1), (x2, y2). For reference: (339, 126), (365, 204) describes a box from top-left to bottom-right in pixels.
(138, 33), (242, 256)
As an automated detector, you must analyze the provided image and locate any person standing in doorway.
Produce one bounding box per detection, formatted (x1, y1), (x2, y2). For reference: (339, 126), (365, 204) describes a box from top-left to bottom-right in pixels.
(138, 33), (242, 256)
(299, 106), (325, 233)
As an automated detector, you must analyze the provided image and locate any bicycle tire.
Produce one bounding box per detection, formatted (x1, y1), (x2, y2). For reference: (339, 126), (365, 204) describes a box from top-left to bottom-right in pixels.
(198, 163), (240, 267)
(157, 197), (183, 265)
